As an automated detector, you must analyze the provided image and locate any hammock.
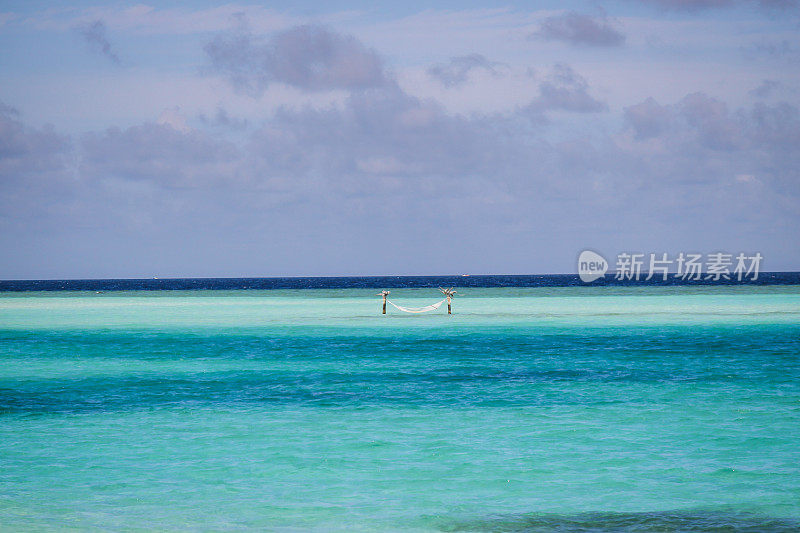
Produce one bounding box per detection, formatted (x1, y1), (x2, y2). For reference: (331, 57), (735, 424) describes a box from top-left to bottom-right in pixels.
(387, 299), (446, 313)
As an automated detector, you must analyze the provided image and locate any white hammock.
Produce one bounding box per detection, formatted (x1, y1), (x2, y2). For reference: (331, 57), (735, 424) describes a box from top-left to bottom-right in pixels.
(387, 299), (446, 313)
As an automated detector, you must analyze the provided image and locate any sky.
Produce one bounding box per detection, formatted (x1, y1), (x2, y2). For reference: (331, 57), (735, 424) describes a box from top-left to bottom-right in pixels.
(0, 0), (798, 279)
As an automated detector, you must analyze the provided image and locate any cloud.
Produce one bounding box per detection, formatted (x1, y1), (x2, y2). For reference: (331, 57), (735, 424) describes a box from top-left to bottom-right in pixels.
(624, 97), (673, 140)
(746, 101), (800, 157)
(77, 19), (120, 64)
(534, 12), (625, 47)
(204, 20), (388, 95)
(622, 93), (800, 195)
(156, 107), (190, 133)
(199, 108), (249, 130)
(4, 4), (800, 276)
(427, 54), (505, 87)
(679, 92), (742, 150)
(63, 86), (796, 211)
(234, 86), (800, 260)
(243, 85), (530, 195)
(624, 93), (742, 149)
(750, 79), (780, 98)
(80, 121), (239, 188)
(0, 102), (75, 230)
(1, 60), (605, 235)
(744, 39), (800, 63)
(529, 64), (607, 113)
(2, 80), (799, 276)
(0, 102), (71, 181)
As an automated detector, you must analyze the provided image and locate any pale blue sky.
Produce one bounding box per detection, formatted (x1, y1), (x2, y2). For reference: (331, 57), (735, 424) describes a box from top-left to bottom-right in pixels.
(1, 1), (798, 278)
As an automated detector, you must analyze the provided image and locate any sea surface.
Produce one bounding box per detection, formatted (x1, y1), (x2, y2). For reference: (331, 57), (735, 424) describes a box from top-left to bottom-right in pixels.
(1, 278), (799, 531)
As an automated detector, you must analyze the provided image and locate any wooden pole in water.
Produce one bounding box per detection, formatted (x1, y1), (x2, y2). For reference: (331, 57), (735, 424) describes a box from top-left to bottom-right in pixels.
(378, 290), (389, 314)
(440, 287), (456, 315)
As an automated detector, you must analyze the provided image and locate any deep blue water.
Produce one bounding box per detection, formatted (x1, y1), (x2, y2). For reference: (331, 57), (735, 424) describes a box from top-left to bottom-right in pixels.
(1, 271), (798, 291)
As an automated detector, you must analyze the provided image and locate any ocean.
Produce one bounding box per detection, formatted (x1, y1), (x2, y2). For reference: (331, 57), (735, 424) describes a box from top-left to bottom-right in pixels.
(1, 277), (799, 531)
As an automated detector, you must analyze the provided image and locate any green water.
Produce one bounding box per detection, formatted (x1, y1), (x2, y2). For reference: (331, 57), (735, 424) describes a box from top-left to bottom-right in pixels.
(1, 286), (799, 531)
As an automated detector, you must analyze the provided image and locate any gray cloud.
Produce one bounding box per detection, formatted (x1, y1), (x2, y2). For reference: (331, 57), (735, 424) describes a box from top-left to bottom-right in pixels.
(750, 79), (780, 98)
(0, 102), (71, 181)
(4, 59), (606, 239)
(217, 89), (799, 271)
(204, 21), (388, 95)
(529, 64), (607, 114)
(235, 86), (798, 208)
(3, 79), (799, 276)
(77, 20), (120, 64)
(623, 93), (800, 195)
(624, 97), (673, 140)
(744, 39), (800, 63)
(198, 108), (249, 130)
(746, 101), (800, 161)
(0, 102), (75, 236)
(678, 92), (742, 151)
(81, 122), (239, 188)
(247, 86), (533, 186)
(625, 93), (742, 150)
(534, 12), (625, 47)
(427, 54), (504, 87)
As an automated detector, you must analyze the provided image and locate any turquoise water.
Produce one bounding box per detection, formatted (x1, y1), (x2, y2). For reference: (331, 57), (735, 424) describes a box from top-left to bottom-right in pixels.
(1, 286), (799, 531)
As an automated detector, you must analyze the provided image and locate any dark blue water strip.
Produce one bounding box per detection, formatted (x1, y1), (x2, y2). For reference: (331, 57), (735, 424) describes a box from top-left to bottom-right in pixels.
(1, 272), (799, 292)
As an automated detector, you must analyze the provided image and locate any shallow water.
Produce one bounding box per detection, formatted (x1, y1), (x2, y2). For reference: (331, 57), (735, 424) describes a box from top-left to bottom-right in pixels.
(1, 286), (799, 530)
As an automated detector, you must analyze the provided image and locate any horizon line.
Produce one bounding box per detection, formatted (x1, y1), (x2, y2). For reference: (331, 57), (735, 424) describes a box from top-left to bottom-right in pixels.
(2, 271), (800, 283)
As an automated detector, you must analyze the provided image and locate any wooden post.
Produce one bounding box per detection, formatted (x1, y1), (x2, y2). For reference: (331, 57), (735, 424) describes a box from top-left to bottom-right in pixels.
(440, 287), (455, 315)
(379, 290), (389, 314)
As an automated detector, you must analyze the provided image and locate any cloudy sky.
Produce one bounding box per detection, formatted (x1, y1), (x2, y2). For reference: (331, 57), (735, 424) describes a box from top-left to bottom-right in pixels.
(1, 0), (798, 278)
